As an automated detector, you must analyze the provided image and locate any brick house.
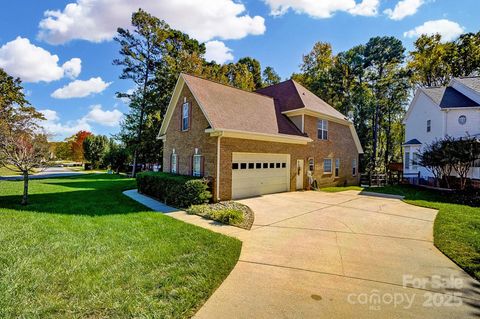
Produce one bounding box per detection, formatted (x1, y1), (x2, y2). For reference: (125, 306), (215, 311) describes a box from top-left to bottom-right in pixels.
(158, 73), (363, 201)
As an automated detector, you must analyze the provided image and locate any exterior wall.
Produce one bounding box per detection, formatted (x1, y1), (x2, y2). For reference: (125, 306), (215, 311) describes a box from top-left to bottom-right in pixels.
(218, 116), (360, 200)
(444, 108), (480, 138)
(289, 115), (303, 133)
(162, 85), (218, 181)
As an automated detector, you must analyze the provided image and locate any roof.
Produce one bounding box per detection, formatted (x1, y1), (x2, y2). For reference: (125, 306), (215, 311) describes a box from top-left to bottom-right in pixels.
(456, 76), (480, 93)
(181, 74), (304, 137)
(421, 86), (479, 108)
(256, 80), (347, 120)
(403, 139), (422, 145)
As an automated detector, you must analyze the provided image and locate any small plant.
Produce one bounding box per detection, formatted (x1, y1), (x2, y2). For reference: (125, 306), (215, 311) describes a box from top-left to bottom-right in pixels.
(187, 204), (245, 226)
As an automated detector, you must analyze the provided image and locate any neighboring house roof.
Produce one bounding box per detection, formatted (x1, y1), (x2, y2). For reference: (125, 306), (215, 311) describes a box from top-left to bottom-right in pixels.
(181, 73), (304, 137)
(455, 76), (480, 93)
(420, 87), (480, 108)
(403, 138), (422, 145)
(256, 80), (347, 121)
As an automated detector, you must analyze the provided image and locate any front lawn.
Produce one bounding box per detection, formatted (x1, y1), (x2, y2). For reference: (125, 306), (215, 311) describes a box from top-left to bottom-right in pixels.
(0, 174), (241, 318)
(321, 185), (480, 281)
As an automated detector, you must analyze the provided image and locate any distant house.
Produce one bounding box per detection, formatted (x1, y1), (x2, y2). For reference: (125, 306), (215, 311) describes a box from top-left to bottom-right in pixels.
(158, 73), (363, 200)
(403, 76), (480, 183)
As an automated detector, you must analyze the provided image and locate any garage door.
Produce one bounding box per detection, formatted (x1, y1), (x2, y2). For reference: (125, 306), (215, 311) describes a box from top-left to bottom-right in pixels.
(231, 153), (290, 199)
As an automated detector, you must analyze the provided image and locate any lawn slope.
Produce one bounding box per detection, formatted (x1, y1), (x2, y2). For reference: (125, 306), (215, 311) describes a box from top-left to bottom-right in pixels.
(0, 174), (241, 318)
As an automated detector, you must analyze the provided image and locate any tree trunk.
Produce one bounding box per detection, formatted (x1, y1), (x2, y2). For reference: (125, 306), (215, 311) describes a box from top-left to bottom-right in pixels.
(21, 171), (29, 205)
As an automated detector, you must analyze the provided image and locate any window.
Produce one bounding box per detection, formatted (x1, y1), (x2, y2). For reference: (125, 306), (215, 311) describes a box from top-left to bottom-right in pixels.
(335, 159), (340, 177)
(256, 163), (262, 169)
(405, 152), (410, 170)
(181, 102), (190, 131)
(248, 163), (255, 169)
(308, 158), (314, 172)
(240, 163), (247, 169)
(269, 163), (275, 168)
(193, 155), (202, 177)
(426, 120), (431, 132)
(317, 119), (328, 140)
(323, 159), (332, 174)
(276, 163), (281, 168)
(263, 163), (268, 169)
(412, 152), (419, 169)
(458, 115), (467, 125)
(282, 163), (286, 168)
(352, 159), (357, 176)
(232, 163), (239, 169)
(171, 153), (178, 174)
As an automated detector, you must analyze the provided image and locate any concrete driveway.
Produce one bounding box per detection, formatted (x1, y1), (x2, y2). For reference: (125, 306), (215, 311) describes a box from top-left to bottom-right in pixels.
(195, 190), (480, 318)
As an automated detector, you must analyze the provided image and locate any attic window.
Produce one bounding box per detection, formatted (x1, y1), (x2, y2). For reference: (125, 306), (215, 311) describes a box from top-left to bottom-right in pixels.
(458, 115), (467, 125)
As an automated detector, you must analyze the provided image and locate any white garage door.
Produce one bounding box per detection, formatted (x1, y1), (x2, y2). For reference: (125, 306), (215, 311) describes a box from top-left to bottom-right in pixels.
(232, 153), (290, 199)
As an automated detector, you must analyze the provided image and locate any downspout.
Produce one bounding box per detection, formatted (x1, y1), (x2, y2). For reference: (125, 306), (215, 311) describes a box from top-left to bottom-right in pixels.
(216, 134), (223, 202)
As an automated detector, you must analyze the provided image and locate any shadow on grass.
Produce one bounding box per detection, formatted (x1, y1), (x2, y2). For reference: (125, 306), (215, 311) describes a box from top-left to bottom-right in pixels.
(0, 174), (147, 216)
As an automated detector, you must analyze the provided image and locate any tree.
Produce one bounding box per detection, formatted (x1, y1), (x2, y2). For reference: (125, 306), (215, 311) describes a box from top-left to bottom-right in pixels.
(103, 139), (130, 173)
(68, 131), (93, 162)
(262, 66), (281, 86)
(450, 136), (480, 190)
(83, 135), (109, 169)
(0, 68), (48, 205)
(50, 141), (73, 160)
(238, 57), (263, 89)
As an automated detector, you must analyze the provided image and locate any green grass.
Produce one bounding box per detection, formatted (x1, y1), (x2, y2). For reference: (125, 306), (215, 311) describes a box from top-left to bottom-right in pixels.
(321, 185), (480, 281)
(0, 165), (37, 176)
(319, 186), (364, 193)
(0, 174), (242, 318)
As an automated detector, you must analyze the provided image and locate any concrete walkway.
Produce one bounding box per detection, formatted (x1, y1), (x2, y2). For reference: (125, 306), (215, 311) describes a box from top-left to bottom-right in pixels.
(123, 190), (248, 237)
(195, 191), (479, 319)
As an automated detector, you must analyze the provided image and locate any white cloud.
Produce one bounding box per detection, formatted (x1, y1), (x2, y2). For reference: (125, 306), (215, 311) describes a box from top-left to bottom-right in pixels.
(264, 0), (379, 19)
(38, 0), (266, 44)
(83, 105), (123, 127)
(204, 41), (234, 64)
(384, 0), (424, 20)
(62, 58), (82, 79)
(0, 37), (81, 83)
(39, 105), (123, 138)
(51, 77), (111, 99)
(39, 109), (91, 137)
(404, 19), (465, 42)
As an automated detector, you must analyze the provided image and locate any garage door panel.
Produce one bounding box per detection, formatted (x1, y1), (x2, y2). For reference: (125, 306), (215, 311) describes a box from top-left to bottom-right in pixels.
(232, 153), (290, 199)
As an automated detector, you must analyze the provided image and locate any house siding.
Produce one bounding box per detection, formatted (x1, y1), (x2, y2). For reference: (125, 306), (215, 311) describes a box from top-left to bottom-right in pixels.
(218, 116), (359, 200)
(162, 85), (218, 182)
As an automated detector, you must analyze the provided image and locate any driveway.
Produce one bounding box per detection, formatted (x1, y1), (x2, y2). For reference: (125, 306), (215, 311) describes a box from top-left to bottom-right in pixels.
(195, 190), (480, 318)
(0, 167), (86, 180)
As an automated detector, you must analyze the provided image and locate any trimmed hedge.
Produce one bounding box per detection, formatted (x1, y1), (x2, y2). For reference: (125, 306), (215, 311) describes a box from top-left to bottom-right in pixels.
(136, 172), (211, 208)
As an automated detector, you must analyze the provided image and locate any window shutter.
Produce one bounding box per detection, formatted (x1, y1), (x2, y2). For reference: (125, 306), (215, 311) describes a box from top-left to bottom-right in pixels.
(200, 156), (205, 177)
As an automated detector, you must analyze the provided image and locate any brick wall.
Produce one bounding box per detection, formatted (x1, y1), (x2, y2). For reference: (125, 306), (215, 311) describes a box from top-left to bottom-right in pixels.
(218, 116), (359, 200)
(163, 85), (360, 201)
(163, 86), (217, 181)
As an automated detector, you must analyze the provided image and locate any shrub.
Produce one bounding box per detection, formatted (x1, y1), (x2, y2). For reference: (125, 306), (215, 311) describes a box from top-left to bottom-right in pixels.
(136, 172), (211, 208)
(187, 204), (244, 226)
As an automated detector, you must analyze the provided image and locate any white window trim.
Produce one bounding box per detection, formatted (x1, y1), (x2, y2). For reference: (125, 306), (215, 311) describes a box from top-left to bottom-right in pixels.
(335, 158), (340, 177)
(193, 154), (202, 177)
(405, 152), (410, 170)
(171, 153), (178, 174)
(181, 102), (189, 131)
(323, 158), (332, 174)
(308, 157), (314, 172)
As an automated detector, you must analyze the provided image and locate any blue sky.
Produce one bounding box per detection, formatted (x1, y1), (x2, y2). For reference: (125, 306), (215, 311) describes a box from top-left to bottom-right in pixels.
(1, 0), (479, 141)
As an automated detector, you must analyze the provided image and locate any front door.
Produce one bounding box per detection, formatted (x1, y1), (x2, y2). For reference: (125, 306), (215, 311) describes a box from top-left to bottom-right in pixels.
(296, 159), (304, 190)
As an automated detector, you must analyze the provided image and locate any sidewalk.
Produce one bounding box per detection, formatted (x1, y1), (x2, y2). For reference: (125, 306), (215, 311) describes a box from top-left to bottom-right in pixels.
(122, 189), (248, 237)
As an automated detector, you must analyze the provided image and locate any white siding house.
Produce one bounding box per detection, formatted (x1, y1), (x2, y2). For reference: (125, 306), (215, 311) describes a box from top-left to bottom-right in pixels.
(403, 76), (480, 182)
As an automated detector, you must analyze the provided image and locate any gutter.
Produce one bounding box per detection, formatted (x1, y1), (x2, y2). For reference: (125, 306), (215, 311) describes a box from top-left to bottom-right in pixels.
(216, 133), (223, 202)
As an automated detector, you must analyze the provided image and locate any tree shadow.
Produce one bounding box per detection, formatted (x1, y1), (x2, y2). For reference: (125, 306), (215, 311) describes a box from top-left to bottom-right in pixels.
(0, 175), (148, 216)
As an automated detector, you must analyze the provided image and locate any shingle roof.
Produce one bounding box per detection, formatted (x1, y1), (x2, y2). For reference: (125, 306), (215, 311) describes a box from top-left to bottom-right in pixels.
(403, 138), (422, 145)
(256, 80), (347, 120)
(182, 74), (305, 137)
(421, 87), (479, 108)
(456, 76), (480, 93)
